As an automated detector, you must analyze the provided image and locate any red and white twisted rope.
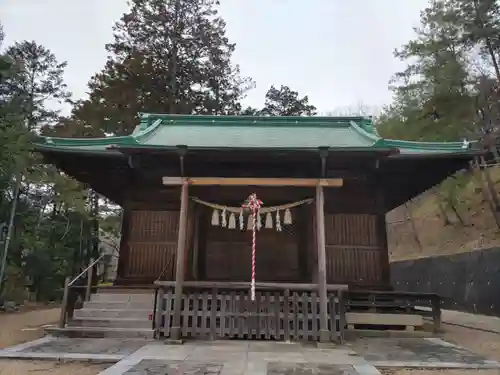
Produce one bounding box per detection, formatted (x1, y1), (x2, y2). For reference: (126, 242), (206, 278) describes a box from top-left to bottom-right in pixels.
(243, 193), (262, 301)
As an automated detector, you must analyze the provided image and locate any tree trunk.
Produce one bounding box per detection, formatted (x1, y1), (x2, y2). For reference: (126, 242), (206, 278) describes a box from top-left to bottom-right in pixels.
(473, 157), (500, 228)
(405, 202), (423, 252)
(0, 178), (21, 292)
(480, 155), (500, 211)
(472, 0), (500, 82)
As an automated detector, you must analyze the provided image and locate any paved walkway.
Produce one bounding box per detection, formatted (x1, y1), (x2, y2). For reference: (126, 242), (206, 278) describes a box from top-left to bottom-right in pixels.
(0, 335), (499, 374)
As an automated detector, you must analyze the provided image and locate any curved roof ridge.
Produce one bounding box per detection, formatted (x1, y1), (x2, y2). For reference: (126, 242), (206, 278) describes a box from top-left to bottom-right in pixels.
(140, 113), (364, 127)
(131, 119), (163, 142)
(349, 121), (380, 143)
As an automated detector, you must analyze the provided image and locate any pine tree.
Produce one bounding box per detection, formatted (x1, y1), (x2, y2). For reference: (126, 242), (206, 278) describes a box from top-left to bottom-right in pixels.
(450, 0), (500, 81)
(71, 0), (253, 136)
(2, 41), (70, 132)
(260, 85), (317, 116)
(382, 0), (475, 141)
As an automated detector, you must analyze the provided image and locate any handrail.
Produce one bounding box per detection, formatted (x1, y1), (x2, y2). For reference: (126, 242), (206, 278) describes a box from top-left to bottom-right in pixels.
(68, 254), (105, 287)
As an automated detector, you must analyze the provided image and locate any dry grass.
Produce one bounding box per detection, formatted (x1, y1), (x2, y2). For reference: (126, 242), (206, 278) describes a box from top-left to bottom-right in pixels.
(0, 308), (109, 375)
(0, 360), (108, 375)
(388, 166), (500, 261)
(0, 308), (59, 349)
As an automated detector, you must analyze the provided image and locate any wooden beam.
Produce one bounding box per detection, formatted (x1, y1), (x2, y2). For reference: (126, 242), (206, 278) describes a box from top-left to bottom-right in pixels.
(154, 280), (348, 291)
(162, 177), (343, 187)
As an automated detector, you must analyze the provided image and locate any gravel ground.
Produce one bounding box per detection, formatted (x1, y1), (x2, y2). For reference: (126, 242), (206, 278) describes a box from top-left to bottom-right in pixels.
(0, 308), (109, 375)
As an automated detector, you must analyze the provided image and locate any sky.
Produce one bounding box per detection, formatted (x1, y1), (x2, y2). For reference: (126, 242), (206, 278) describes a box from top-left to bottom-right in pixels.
(0, 0), (429, 115)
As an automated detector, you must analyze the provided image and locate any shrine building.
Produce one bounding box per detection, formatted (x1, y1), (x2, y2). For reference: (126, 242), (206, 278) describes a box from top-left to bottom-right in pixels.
(35, 114), (478, 342)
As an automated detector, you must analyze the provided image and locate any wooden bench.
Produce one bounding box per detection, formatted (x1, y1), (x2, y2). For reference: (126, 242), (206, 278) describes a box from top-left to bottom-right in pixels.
(344, 290), (442, 332)
(346, 312), (424, 331)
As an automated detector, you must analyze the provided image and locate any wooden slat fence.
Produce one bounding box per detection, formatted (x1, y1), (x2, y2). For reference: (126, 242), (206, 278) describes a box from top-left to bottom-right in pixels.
(158, 286), (344, 342)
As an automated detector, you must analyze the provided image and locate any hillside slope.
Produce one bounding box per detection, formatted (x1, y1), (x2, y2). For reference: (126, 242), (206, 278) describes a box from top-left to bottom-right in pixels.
(387, 166), (500, 261)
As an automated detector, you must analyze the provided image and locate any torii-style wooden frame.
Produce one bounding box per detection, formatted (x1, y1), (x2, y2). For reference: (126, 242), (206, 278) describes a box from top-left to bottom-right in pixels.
(163, 176), (337, 342)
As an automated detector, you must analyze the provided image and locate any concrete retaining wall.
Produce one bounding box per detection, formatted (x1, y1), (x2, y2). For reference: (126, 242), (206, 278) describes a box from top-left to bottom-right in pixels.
(390, 248), (500, 317)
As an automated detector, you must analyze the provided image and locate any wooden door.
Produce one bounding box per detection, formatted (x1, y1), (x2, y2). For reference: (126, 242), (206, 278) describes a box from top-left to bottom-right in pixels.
(121, 210), (179, 282)
(325, 213), (382, 285)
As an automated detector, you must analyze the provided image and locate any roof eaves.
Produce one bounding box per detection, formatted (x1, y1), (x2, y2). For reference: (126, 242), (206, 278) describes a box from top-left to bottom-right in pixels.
(380, 138), (475, 152)
(34, 144), (125, 157)
(33, 133), (139, 149)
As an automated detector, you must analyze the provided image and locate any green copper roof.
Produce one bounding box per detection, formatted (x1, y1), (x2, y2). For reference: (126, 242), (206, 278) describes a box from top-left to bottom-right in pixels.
(34, 113), (477, 155)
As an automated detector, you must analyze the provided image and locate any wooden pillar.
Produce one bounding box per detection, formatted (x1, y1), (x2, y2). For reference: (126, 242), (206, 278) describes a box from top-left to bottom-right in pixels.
(116, 205), (131, 284)
(315, 184), (329, 342)
(192, 209), (200, 280)
(171, 182), (189, 340)
(85, 258), (94, 301)
(376, 179), (390, 284)
(58, 276), (71, 328)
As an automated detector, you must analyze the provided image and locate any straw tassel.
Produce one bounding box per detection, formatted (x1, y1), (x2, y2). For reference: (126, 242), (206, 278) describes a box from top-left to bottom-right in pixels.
(221, 208), (227, 227)
(276, 210), (282, 232)
(239, 209), (244, 230)
(284, 208), (292, 225)
(247, 214), (253, 230)
(265, 212), (273, 229)
(211, 209), (220, 226)
(228, 212), (236, 229)
(257, 212), (262, 230)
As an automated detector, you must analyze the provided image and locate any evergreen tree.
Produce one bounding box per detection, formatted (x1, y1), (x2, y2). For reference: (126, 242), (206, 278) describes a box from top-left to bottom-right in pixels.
(380, 0), (475, 141)
(260, 85), (317, 116)
(450, 0), (500, 81)
(70, 0), (253, 136)
(2, 41), (70, 132)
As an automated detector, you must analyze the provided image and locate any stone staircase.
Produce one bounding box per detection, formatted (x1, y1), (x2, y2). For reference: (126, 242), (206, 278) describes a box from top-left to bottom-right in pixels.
(47, 289), (156, 339)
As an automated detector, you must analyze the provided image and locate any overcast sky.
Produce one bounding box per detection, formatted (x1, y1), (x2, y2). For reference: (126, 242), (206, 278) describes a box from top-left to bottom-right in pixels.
(1, 0), (428, 114)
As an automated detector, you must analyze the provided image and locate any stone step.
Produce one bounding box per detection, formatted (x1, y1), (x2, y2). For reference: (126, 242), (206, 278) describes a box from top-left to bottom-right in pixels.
(90, 293), (155, 303)
(83, 301), (154, 310)
(74, 308), (152, 319)
(68, 317), (152, 329)
(46, 326), (154, 339)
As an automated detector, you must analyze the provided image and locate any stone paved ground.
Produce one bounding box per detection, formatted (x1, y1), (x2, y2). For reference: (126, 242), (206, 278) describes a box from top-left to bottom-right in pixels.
(123, 360), (224, 374)
(24, 337), (149, 355)
(95, 338), (499, 375)
(346, 338), (494, 365)
(1, 335), (499, 374)
(121, 360), (361, 375)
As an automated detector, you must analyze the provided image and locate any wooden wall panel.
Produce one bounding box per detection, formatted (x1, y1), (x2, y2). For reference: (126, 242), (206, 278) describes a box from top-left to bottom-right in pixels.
(203, 212), (301, 282)
(121, 210), (179, 281)
(324, 213), (382, 285)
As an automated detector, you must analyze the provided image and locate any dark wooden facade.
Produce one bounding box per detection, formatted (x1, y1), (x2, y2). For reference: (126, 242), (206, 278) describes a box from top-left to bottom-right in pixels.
(116, 180), (388, 289)
(34, 113), (480, 342)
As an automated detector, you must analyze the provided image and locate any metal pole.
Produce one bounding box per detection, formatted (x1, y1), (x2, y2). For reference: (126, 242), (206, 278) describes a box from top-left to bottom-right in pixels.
(0, 180), (20, 292)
